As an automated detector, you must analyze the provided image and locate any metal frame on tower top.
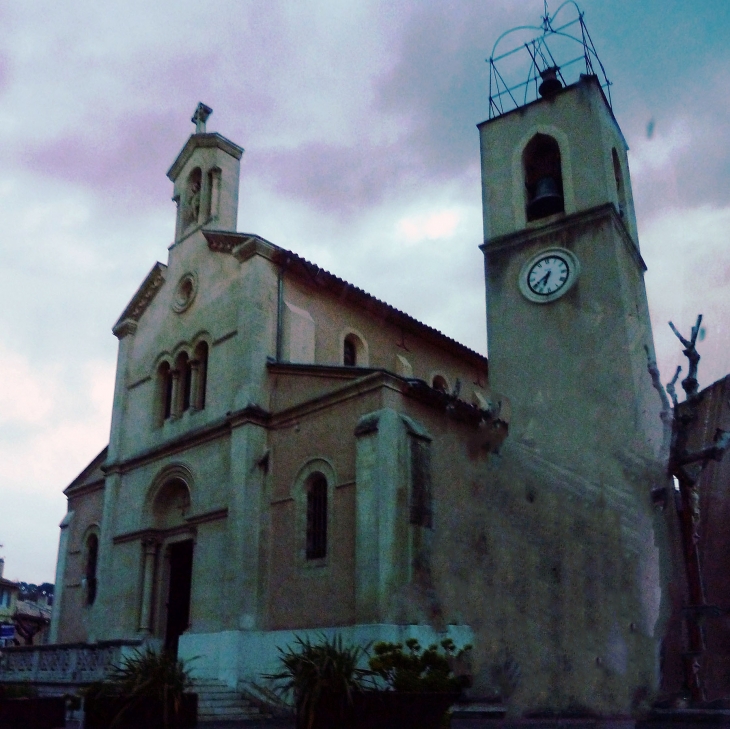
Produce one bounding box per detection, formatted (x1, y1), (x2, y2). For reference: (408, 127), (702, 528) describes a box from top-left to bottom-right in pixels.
(487, 1), (612, 119)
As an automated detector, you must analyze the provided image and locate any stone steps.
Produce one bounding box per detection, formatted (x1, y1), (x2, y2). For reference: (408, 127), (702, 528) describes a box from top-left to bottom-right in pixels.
(194, 679), (269, 722)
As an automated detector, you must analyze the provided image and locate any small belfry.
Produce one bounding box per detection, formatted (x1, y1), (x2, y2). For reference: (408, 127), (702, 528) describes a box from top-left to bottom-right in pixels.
(167, 102), (244, 241)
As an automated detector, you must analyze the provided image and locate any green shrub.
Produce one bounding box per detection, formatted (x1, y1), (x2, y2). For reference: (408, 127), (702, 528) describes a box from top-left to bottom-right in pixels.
(368, 638), (471, 693)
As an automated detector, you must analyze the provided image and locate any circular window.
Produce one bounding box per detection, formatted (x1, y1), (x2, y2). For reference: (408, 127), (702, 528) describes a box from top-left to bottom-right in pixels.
(172, 273), (197, 313)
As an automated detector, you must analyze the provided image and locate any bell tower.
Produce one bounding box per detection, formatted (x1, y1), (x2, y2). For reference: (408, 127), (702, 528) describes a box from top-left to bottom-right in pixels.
(479, 35), (660, 477)
(167, 103), (244, 243)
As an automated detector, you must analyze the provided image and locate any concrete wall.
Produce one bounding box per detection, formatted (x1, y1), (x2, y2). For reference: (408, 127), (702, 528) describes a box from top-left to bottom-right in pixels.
(55, 485), (104, 644)
(179, 623), (474, 689)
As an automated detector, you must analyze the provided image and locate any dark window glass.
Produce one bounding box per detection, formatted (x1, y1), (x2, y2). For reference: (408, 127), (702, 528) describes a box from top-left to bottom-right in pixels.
(196, 342), (208, 409)
(409, 438), (433, 528)
(86, 534), (99, 606)
(343, 338), (356, 366)
(306, 476), (328, 559)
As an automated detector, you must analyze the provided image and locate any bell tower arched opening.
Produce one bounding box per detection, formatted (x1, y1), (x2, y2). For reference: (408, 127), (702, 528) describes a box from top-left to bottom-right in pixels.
(523, 133), (564, 221)
(182, 167), (202, 229)
(612, 147), (628, 220)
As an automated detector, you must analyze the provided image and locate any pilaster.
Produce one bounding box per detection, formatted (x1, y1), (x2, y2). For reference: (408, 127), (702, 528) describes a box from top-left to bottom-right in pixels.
(49, 510), (74, 644)
(354, 408), (411, 623)
(228, 422), (269, 630)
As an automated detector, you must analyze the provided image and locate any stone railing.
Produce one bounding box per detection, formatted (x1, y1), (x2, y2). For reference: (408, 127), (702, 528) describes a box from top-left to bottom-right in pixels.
(0, 640), (142, 684)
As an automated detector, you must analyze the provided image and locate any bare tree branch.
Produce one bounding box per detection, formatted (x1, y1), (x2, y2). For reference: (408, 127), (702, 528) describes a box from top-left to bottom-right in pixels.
(669, 315), (703, 400)
(666, 366), (682, 408)
(645, 345), (671, 412)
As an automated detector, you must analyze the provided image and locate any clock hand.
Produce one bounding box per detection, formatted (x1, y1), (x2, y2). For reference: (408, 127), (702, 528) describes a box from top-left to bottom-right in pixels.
(536, 270), (551, 291)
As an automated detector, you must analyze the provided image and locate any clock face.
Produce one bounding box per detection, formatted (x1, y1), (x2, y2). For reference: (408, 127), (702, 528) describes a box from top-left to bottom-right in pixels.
(518, 247), (580, 304)
(527, 255), (569, 296)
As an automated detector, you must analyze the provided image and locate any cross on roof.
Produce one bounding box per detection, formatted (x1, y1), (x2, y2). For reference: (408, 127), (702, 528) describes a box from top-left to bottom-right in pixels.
(191, 103), (213, 134)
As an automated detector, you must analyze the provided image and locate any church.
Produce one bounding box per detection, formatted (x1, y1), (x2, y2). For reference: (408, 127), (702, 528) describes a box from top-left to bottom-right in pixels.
(7, 17), (673, 720)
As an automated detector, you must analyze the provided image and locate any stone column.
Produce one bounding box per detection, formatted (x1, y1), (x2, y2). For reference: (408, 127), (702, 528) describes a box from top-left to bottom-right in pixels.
(229, 423), (268, 630)
(189, 360), (201, 410)
(209, 168), (221, 221)
(170, 370), (181, 419)
(138, 538), (159, 634)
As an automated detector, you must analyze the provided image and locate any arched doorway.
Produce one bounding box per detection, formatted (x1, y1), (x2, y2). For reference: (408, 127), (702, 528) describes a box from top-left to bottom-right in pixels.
(151, 477), (194, 656)
(164, 540), (193, 655)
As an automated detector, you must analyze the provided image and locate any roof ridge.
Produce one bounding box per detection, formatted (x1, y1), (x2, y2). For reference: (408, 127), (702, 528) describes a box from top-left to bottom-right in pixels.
(203, 230), (488, 366)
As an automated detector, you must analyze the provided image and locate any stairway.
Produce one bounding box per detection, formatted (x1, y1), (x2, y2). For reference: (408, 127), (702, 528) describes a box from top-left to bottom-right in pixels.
(194, 679), (269, 723)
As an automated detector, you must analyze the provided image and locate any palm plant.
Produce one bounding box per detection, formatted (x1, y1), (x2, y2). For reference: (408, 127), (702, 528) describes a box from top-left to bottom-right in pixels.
(91, 647), (192, 729)
(265, 633), (373, 729)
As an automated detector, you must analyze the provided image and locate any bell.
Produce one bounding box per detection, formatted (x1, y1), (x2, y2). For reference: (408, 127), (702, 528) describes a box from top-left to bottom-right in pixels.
(538, 67), (562, 98)
(527, 176), (564, 220)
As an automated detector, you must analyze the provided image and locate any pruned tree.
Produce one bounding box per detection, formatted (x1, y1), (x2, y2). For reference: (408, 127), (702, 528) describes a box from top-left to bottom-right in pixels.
(647, 314), (730, 704)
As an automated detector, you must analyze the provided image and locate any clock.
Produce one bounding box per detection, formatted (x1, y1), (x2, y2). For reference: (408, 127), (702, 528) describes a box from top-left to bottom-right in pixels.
(518, 247), (580, 303)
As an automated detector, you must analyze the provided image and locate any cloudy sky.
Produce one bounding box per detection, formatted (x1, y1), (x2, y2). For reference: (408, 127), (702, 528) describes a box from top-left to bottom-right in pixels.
(0, 0), (728, 584)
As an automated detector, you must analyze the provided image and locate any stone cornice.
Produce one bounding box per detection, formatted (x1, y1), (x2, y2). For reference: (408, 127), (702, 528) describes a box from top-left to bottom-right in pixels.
(64, 446), (109, 496)
(103, 405), (270, 475)
(112, 262), (167, 338)
(267, 364), (500, 433)
(167, 132), (244, 182)
(112, 508), (228, 544)
(64, 479), (105, 499)
(480, 202), (646, 273)
(101, 367), (502, 477)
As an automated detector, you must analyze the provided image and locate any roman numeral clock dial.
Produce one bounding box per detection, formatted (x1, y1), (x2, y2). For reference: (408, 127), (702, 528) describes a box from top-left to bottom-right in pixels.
(518, 247), (581, 303)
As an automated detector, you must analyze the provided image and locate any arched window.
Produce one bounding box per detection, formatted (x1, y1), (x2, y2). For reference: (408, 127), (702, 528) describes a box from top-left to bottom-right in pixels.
(158, 361), (174, 424)
(183, 168), (202, 228)
(205, 168), (221, 221)
(612, 148), (627, 219)
(523, 134), (564, 221)
(85, 533), (99, 606)
(432, 375), (449, 394)
(306, 475), (328, 560)
(343, 337), (357, 366)
(193, 341), (209, 410)
(342, 332), (367, 367)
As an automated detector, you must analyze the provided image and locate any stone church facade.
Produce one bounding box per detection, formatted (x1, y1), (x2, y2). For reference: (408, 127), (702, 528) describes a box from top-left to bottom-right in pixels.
(45, 75), (670, 716)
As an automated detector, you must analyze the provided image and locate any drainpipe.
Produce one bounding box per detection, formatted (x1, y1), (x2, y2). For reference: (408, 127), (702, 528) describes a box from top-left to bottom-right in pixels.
(276, 257), (289, 362)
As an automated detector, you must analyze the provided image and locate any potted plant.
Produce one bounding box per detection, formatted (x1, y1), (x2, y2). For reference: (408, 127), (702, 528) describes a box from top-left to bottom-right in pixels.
(359, 638), (471, 729)
(266, 634), (471, 729)
(83, 647), (197, 729)
(265, 633), (373, 729)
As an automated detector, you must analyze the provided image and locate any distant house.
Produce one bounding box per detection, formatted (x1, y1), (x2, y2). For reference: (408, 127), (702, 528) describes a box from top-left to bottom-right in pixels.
(0, 559), (52, 646)
(13, 598), (52, 646)
(0, 559), (20, 647)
